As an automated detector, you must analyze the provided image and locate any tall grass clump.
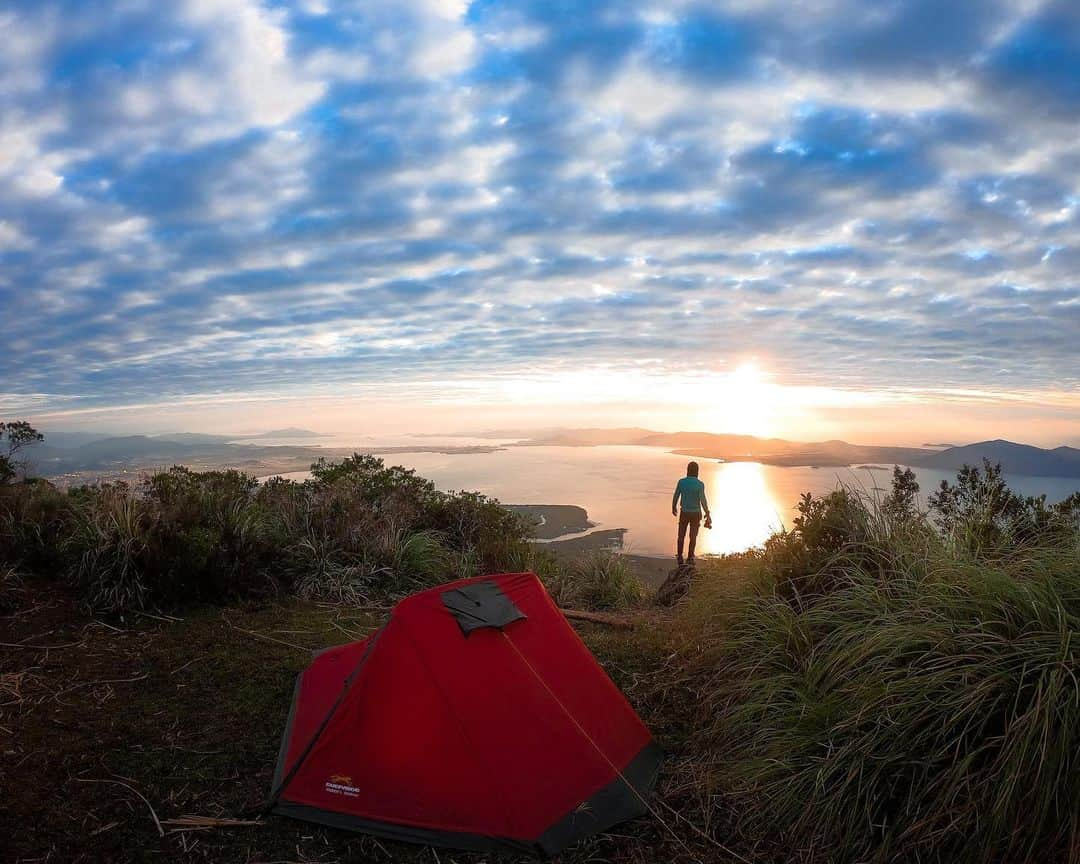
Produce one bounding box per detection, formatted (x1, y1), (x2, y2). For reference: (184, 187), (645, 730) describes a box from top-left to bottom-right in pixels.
(547, 550), (644, 611)
(65, 484), (155, 612)
(0, 564), (23, 613)
(674, 465), (1080, 863)
(58, 469), (280, 612)
(0, 478), (73, 574)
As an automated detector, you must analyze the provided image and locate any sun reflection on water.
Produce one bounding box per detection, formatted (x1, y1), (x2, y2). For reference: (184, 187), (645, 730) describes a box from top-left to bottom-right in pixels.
(699, 461), (787, 556)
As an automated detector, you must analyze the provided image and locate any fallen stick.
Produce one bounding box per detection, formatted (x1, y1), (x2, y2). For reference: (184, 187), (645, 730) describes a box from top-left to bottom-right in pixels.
(131, 609), (183, 623)
(54, 672), (149, 699)
(221, 612), (312, 652)
(75, 778), (164, 837)
(558, 608), (635, 629)
(0, 639), (85, 650)
(161, 815), (263, 832)
(169, 655), (207, 676)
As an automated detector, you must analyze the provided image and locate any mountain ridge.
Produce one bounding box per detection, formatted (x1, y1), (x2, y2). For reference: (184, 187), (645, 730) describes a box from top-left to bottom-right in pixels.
(22, 429), (1080, 480)
(518, 429), (1080, 478)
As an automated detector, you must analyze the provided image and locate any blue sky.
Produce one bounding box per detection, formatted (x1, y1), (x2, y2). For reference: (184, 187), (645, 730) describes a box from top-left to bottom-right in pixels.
(1, 0), (1079, 442)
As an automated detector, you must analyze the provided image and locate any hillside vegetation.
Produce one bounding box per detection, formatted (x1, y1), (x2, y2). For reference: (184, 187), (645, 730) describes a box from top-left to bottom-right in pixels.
(0, 454), (567, 613)
(2, 425), (1079, 863)
(666, 465), (1080, 862)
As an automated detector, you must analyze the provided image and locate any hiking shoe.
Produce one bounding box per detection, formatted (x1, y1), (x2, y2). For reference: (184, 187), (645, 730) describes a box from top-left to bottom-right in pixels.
(676, 556), (684, 567)
(687, 556), (696, 566)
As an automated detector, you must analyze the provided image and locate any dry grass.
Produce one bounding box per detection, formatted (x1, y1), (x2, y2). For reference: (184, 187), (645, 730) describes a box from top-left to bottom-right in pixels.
(664, 497), (1080, 864)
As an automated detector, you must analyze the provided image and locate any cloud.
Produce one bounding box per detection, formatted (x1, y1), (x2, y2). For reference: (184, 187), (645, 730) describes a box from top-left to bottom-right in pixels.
(2, 0), (1079, 422)
(981, 1), (1080, 115)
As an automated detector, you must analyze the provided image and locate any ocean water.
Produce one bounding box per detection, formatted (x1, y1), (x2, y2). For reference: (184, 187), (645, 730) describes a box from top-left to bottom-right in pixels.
(266, 444), (1080, 558)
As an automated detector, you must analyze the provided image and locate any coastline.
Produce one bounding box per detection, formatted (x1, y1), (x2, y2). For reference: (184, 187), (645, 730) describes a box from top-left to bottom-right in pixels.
(507, 504), (673, 586)
(43, 444), (504, 489)
(504, 504), (594, 540)
(543, 529), (672, 587)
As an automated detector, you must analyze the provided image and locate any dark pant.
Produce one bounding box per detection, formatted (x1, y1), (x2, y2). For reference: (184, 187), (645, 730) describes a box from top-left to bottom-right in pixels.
(677, 511), (701, 561)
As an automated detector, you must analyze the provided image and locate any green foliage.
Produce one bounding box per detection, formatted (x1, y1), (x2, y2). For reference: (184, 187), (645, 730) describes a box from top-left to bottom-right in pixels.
(65, 483), (155, 612)
(882, 465), (920, 519)
(670, 466), (1080, 864)
(0, 420), (44, 483)
(310, 453), (435, 508)
(0, 454), (536, 613)
(546, 550), (644, 611)
(930, 458), (1080, 553)
(759, 481), (906, 605)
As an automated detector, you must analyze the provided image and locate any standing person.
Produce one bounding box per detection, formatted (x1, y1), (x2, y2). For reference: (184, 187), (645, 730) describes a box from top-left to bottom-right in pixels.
(672, 461), (710, 567)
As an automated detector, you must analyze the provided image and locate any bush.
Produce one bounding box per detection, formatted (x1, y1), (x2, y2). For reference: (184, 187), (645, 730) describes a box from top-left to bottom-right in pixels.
(0, 479), (74, 574)
(930, 459), (1080, 554)
(423, 490), (532, 573)
(546, 550), (644, 611)
(65, 484), (156, 612)
(58, 470), (283, 612)
(1, 454), (538, 613)
(757, 471), (935, 607)
(670, 469), (1080, 864)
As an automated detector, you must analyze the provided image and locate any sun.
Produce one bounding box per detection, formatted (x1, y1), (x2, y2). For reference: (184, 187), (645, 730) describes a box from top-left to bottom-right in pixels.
(711, 361), (777, 437)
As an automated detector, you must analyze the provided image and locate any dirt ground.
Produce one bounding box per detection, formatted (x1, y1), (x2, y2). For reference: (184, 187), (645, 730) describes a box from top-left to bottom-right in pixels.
(1, 579), (714, 864)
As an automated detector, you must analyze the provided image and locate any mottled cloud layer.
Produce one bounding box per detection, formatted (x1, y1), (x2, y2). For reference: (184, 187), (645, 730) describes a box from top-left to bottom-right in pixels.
(2, 0), (1079, 419)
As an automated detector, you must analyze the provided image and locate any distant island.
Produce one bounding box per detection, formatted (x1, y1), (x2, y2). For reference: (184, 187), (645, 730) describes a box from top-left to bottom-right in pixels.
(515, 429), (1080, 479)
(24, 426), (1080, 486)
(504, 504), (593, 539)
(25, 434), (504, 487)
(239, 427), (329, 439)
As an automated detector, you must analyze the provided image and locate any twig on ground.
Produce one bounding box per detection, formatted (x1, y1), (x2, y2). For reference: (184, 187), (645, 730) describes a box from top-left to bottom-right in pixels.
(559, 608), (635, 629)
(54, 672), (148, 699)
(131, 609), (183, 623)
(330, 620), (365, 641)
(169, 656), (207, 676)
(654, 796), (752, 864)
(88, 619), (126, 633)
(162, 815), (263, 833)
(0, 639), (86, 650)
(314, 600), (393, 613)
(74, 778), (165, 837)
(1, 671), (28, 706)
(221, 612), (312, 653)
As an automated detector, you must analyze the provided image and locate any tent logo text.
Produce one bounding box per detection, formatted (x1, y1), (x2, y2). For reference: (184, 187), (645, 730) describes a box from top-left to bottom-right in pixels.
(325, 775), (360, 797)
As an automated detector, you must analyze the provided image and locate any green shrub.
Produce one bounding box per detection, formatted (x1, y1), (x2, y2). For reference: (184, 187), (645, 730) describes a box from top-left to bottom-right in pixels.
(65, 484), (156, 612)
(0, 479), (74, 573)
(367, 525), (452, 593)
(0, 454), (537, 613)
(672, 477), (1080, 864)
(930, 459), (1080, 554)
(291, 551), (372, 606)
(546, 550), (644, 611)
(144, 467), (275, 600)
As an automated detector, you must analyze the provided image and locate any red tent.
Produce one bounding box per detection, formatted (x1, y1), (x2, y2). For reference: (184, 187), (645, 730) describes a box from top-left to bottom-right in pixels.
(269, 571), (661, 856)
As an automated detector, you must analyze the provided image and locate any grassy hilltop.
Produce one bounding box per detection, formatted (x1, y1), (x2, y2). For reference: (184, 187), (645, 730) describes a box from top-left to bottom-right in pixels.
(2, 440), (1079, 863)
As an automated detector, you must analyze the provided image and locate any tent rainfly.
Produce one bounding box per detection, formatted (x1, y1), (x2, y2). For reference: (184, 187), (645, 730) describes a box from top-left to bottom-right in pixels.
(267, 571), (662, 856)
